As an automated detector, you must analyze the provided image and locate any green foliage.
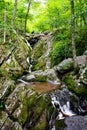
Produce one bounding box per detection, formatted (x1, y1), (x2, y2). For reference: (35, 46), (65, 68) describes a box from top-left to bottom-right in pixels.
(63, 72), (87, 97)
(50, 29), (72, 66)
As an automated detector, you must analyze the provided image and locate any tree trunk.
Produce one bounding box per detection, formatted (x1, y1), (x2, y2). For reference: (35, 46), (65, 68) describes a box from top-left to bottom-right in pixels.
(11, 0), (18, 28)
(24, 0), (32, 33)
(70, 0), (78, 69)
(4, 9), (7, 43)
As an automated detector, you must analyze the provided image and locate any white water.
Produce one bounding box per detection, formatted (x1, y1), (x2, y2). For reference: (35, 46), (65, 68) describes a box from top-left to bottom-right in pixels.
(51, 96), (76, 120)
(27, 57), (32, 73)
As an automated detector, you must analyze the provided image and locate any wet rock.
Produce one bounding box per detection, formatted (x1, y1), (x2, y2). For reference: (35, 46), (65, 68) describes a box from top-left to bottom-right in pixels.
(64, 115), (87, 130)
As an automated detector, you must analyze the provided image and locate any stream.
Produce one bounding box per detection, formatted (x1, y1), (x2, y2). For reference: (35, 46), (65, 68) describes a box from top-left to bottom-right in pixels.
(18, 77), (87, 130)
(20, 38), (87, 130)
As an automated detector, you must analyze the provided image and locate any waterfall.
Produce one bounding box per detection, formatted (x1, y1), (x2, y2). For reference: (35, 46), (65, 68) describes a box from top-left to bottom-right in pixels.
(51, 89), (76, 120)
(26, 57), (32, 73)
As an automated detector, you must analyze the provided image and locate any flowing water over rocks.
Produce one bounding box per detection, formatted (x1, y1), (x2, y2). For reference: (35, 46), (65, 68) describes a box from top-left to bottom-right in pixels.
(0, 32), (87, 130)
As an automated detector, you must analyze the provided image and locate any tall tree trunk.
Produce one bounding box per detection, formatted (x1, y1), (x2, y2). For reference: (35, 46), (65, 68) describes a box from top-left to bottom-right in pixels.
(24, 0), (32, 33)
(4, 9), (7, 43)
(70, 0), (78, 69)
(11, 0), (18, 28)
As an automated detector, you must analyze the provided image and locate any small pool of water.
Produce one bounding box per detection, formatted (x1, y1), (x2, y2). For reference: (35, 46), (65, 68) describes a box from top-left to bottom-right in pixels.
(28, 82), (61, 93)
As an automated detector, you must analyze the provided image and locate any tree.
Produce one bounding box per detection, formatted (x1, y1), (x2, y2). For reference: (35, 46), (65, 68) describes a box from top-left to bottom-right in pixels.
(4, 9), (7, 43)
(24, 0), (32, 33)
(70, 0), (78, 69)
(11, 0), (18, 28)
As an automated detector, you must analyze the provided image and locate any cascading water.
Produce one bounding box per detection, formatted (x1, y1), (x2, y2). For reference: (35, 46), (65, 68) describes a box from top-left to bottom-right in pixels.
(48, 88), (77, 130)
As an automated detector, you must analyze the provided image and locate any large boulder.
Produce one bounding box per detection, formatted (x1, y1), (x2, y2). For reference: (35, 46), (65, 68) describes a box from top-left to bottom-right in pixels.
(22, 68), (61, 84)
(0, 84), (54, 130)
(64, 116), (87, 130)
(55, 56), (87, 74)
(0, 36), (31, 79)
(31, 33), (53, 71)
(55, 58), (74, 73)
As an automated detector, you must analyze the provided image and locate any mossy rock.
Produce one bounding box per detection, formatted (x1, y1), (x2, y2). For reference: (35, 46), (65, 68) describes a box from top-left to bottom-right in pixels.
(18, 92), (37, 125)
(33, 56), (46, 71)
(35, 74), (47, 82)
(14, 40), (31, 70)
(31, 112), (48, 130)
(23, 94), (53, 130)
(0, 54), (23, 79)
(63, 72), (87, 97)
(56, 58), (74, 73)
(31, 37), (47, 60)
(55, 119), (66, 130)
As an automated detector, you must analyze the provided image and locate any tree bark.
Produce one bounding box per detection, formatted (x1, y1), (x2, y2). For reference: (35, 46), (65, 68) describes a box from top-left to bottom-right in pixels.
(24, 0), (32, 33)
(11, 0), (18, 28)
(70, 0), (78, 69)
(4, 9), (7, 43)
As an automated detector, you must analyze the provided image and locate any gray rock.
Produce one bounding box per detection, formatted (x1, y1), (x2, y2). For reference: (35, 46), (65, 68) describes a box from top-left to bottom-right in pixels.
(83, 50), (87, 55)
(24, 68), (60, 84)
(55, 56), (87, 74)
(55, 58), (74, 73)
(64, 116), (87, 130)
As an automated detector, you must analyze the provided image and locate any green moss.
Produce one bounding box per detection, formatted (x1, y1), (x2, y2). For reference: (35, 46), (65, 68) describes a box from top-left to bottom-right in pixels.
(31, 38), (47, 60)
(33, 56), (46, 71)
(63, 72), (87, 97)
(18, 96), (28, 124)
(55, 119), (66, 130)
(63, 73), (76, 91)
(18, 93), (37, 125)
(36, 75), (47, 82)
(31, 113), (48, 130)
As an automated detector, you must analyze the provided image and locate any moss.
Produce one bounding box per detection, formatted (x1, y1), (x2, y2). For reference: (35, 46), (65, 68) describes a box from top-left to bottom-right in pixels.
(55, 119), (66, 130)
(63, 72), (76, 91)
(31, 112), (48, 130)
(18, 93), (37, 125)
(33, 56), (46, 71)
(31, 38), (47, 60)
(35, 75), (47, 82)
(18, 96), (28, 124)
(63, 72), (87, 97)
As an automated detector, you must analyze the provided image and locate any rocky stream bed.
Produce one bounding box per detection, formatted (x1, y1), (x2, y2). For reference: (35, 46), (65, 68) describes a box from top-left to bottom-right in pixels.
(0, 32), (87, 130)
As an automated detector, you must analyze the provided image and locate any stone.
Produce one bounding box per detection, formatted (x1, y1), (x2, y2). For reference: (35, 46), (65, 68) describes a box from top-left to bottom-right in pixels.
(55, 58), (74, 73)
(64, 116), (87, 130)
(55, 56), (87, 74)
(80, 67), (87, 85)
(24, 68), (60, 84)
(83, 50), (87, 55)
